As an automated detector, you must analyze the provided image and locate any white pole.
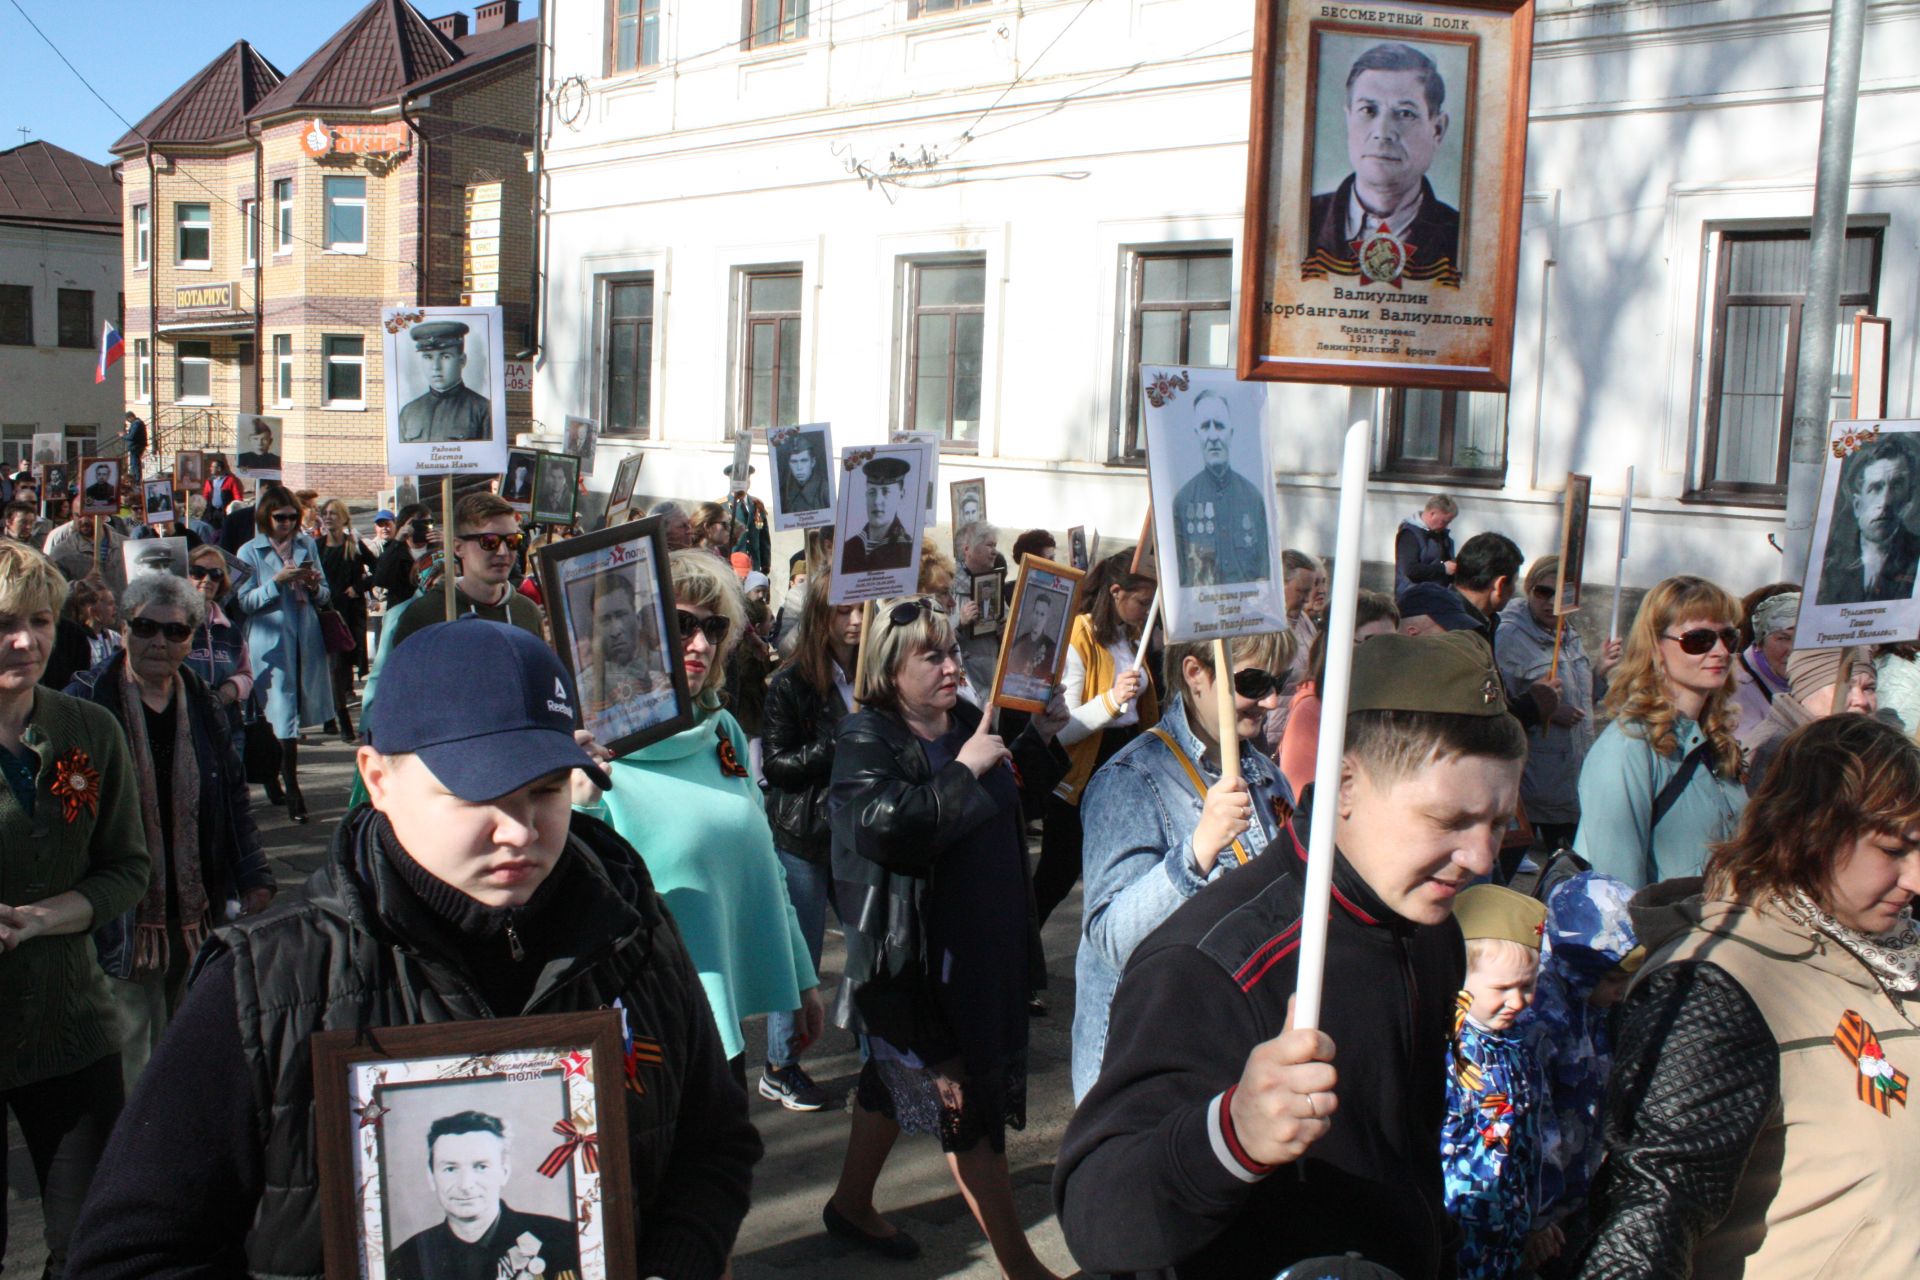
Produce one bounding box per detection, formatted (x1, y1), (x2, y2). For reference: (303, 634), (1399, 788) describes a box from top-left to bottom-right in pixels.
(1608, 465), (1634, 644)
(1129, 584), (1162, 674)
(1293, 415), (1370, 1031)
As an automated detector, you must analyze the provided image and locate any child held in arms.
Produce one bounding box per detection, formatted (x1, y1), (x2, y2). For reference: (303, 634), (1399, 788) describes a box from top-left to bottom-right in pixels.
(1442, 884), (1548, 1280)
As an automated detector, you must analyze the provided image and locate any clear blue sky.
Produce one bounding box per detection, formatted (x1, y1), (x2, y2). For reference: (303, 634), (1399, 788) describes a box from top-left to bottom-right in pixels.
(0, 0), (539, 165)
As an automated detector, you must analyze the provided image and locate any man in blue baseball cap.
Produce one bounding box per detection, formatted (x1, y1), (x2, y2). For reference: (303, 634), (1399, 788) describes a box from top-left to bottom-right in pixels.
(69, 618), (763, 1280)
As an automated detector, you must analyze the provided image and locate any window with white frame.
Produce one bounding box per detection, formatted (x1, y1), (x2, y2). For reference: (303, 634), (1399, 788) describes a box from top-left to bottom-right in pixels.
(904, 259), (986, 446)
(274, 334), (294, 406)
(1115, 249), (1232, 461)
(738, 268), (802, 436)
(323, 178), (366, 252)
(323, 335), (364, 406)
(175, 341), (212, 403)
(242, 199), (259, 266)
(133, 204), (150, 269)
(176, 203), (211, 267)
(135, 339), (151, 401)
(274, 179), (294, 253)
(604, 276), (653, 437)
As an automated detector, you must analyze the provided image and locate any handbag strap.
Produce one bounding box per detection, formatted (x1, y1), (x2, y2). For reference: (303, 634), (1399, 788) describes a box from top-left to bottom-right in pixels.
(1148, 726), (1251, 867)
(1650, 740), (1714, 833)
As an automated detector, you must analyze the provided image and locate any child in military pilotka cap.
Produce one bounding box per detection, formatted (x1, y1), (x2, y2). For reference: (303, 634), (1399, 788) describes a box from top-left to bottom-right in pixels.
(1443, 883), (1549, 1280)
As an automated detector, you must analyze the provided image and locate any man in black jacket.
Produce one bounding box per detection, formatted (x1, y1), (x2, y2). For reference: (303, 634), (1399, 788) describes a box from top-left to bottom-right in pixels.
(1395, 494), (1458, 595)
(1055, 631), (1526, 1279)
(67, 618), (761, 1280)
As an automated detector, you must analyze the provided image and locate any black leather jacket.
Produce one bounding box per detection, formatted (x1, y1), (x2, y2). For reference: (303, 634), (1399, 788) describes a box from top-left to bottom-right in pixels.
(761, 664), (845, 862)
(826, 698), (1066, 1049)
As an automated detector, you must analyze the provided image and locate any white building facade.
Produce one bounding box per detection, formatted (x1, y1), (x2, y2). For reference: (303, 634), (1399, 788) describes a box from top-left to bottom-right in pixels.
(534, 0), (1920, 590)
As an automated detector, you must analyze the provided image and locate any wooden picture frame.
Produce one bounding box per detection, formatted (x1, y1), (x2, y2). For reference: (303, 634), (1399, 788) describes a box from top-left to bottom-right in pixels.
(1552, 473), (1591, 615)
(990, 555), (1085, 713)
(531, 450), (582, 527)
(949, 478), (987, 533)
(501, 448), (539, 513)
(536, 515), (693, 759)
(140, 478), (177, 528)
(313, 1011), (638, 1280)
(970, 568), (1006, 638)
(1068, 526), (1089, 571)
(1238, 0), (1534, 390)
(76, 455), (121, 516)
(602, 452), (645, 529)
(1851, 313), (1892, 418)
(173, 449), (205, 489)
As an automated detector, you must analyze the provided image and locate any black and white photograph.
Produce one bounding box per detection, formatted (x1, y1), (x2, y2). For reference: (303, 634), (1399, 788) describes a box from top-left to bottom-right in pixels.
(77, 455), (121, 516)
(382, 305), (510, 476)
(991, 557), (1083, 713)
(234, 414), (283, 482)
(141, 478), (177, 528)
(1798, 420), (1920, 648)
(950, 478), (987, 532)
(602, 453), (644, 529)
(1068, 527), (1089, 572)
(891, 429), (940, 528)
(1553, 473), (1592, 615)
(501, 449), (538, 512)
(312, 1013), (636, 1280)
(30, 432), (63, 467)
(123, 536), (187, 582)
(537, 517), (692, 757)
(563, 416), (599, 475)
(174, 449), (205, 489)
(531, 451), (581, 528)
(1142, 367), (1287, 643)
(970, 569), (1006, 637)
(767, 422), (834, 532)
(829, 441), (931, 605)
(40, 462), (68, 507)
(394, 475), (420, 514)
(729, 430), (753, 494)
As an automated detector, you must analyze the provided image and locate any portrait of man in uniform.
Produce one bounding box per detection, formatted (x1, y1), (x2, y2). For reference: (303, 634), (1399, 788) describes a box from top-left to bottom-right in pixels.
(386, 1110), (580, 1280)
(501, 451), (536, 505)
(83, 461), (118, 508)
(577, 573), (674, 743)
(1007, 587), (1066, 680)
(1818, 435), (1920, 606)
(398, 321), (493, 444)
(840, 455), (915, 574)
(1171, 388), (1270, 588)
(235, 417), (282, 478)
(1303, 41), (1462, 289)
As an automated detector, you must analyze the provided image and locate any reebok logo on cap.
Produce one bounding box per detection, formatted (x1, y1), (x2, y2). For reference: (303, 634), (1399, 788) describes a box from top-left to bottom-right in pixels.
(548, 677), (571, 716)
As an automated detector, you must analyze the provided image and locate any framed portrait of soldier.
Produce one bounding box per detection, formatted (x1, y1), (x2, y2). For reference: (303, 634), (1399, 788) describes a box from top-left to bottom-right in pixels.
(891, 430), (940, 528)
(123, 536), (187, 582)
(313, 1011), (638, 1280)
(563, 416), (600, 475)
(1238, 0), (1534, 390)
(381, 305), (510, 476)
(971, 569), (1006, 637)
(501, 449), (538, 513)
(173, 449), (205, 489)
(1552, 473), (1591, 615)
(768, 423), (835, 532)
(141, 478), (177, 528)
(991, 556), (1083, 713)
(1796, 419), (1920, 649)
(950, 478), (987, 533)
(394, 475), (420, 514)
(1068, 527), (1089, 572)
(531, 451), (581, 527)
(829, 441), (931, 605)
(30, 432), (63, 468)
(537, 515), (692, 757)
(234, 414), (284, 483)
(76, 455), (121, 516)
(1141, 367), (1288, 643)
(39, 462), (68, 509)
(602, 453), (644, 529)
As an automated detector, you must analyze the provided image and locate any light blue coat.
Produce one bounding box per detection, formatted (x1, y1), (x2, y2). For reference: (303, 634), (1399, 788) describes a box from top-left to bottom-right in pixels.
(1572, 714), (1746, 890)
(237, 532), (333, 739)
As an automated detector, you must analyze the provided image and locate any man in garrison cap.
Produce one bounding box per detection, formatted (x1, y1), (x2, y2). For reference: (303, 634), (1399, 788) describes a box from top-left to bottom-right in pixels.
(398, 321), (493, 444)
(840, 454), (915, 574)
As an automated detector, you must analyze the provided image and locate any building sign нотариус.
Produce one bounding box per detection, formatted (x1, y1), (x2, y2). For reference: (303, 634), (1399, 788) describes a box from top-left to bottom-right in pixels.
(299, 117), (411, 160)
(175, 282), (236, 311)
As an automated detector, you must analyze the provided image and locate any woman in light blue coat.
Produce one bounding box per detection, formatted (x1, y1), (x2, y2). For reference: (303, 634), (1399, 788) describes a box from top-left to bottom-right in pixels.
(236, 484), (332, 823)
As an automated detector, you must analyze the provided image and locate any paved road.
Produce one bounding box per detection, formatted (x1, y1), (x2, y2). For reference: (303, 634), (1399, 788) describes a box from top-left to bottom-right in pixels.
(7, 728), (1091, 1280)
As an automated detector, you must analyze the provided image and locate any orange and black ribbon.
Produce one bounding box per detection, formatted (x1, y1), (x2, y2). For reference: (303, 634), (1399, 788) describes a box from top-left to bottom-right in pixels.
(1477, 1092), (1514, 1149)
(1833, 1009), (1909, 1115)
(625, 1035), (663, 1096)
(537, 1120), (599, 1178)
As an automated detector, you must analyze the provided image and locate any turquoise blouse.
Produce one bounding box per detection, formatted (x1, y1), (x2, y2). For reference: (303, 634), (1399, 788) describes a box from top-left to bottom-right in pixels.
(1573, 714), (1747, 890)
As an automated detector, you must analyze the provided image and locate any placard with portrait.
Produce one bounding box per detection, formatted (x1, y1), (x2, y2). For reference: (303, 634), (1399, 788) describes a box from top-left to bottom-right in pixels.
(76, 454), (121, 516)
(123, 535), (187, 582)
(602, 453), (644, 530)
(829, 441), (931, 605)
(141, 478), (177, 528)
(501, 449), (539, 513)
(767, 423), (835, 532)
(1796, 419), (1920, 648)
(891, 429), (940, 528)
(234, 414), (284, 483)
(991, 556), (1083, 713)
(949, 478), (987, 533)
(563, 416), (600, 475)
(1553, 473), (1591, 615)
(970, 568), (1006, 638)
(1239, 0), (1533, 390)
(532, 451), (581, 528)
(173, 449), (205, 489)
(382, 305), (510, 476)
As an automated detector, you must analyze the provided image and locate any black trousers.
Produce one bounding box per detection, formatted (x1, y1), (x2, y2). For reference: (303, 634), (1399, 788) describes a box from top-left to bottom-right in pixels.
(1, 1053), (124, 1280)
(1033, 723), (1143, 926)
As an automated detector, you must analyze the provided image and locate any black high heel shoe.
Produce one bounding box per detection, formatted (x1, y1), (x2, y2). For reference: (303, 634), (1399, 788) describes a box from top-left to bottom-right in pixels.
(286, 786), (310, 824)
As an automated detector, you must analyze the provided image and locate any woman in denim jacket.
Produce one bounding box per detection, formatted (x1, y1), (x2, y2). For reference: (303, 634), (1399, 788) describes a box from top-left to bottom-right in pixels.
(1071, 629), (1294, 1101)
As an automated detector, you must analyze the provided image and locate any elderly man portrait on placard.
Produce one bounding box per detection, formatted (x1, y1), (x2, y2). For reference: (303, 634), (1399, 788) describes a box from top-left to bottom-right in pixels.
(1819, 434), (1920, 606)
(1171, 388), (1270, 589)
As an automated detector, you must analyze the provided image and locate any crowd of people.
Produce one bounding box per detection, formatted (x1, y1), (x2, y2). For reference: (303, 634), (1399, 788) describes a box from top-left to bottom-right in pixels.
(2, 459), (1916, 1280)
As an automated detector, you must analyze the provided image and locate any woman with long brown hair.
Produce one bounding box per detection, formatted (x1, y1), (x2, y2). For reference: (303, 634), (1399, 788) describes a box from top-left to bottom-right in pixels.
(1574, 575), (1747, 889)
(1580, 713), (1920, 1277)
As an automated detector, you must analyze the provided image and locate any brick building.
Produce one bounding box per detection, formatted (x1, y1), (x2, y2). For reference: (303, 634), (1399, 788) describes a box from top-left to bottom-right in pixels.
(113, 0), (536, 498)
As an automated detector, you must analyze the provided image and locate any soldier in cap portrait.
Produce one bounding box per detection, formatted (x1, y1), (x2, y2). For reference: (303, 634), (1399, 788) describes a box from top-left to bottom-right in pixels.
(398, 321), (492, 444)
(840, 455), (915, 574)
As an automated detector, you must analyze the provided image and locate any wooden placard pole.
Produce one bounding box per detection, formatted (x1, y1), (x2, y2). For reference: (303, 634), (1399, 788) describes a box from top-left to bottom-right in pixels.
(850, 600), (874, 712)
(1294, 412), (1371, 1032)
(1548, 613), (1565, 682)
(1213, 638), (1240, 782)
(441, 476), (457, 617)
(92, 515), (104, 580)
(1832, 647), (1856, 711)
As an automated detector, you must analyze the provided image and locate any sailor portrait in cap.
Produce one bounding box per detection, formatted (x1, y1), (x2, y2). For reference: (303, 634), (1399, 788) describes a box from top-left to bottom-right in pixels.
(840, 454), (915, 574)
(397, 320), (493, 444)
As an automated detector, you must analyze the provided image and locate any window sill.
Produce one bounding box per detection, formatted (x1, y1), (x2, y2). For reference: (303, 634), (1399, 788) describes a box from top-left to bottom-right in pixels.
(132, 264), (149, 273)
(243, 260), (257, 270)
(323, 247), (367, 257)
(177, 262), (211, 271)
(174, 398), (213, 408)
(322, 402), (366, 412)
(1681, 488), (1786, 511)
(274, 249), (293, 258)
(1371, 469), (1507, 491)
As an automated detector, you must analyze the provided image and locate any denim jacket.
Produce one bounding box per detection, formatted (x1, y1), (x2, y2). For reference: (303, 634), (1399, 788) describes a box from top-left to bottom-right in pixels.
(1070, 690), (1295, 1099)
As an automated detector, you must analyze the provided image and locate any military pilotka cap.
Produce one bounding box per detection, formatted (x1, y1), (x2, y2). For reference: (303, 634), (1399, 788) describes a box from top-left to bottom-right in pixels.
(1454, 884), (1548, 949)
(863, 456), (911, 484)
(409, 321), (469, 351)
(1349, 631), (1507, 717)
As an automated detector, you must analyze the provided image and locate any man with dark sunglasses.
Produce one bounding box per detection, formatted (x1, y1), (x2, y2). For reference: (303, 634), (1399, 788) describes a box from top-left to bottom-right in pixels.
(384, 494), (542, 657)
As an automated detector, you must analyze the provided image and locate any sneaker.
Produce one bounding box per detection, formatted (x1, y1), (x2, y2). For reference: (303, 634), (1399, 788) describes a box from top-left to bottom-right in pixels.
(759, 1063), (830, 1111)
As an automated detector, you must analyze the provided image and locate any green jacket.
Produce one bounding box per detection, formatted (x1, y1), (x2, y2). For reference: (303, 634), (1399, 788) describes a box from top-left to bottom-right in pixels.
(0, 687), (150, 1089)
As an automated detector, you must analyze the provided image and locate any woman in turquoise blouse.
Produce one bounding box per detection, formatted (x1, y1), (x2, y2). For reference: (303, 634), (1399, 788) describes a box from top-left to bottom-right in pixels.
(576, 548), (822, 1080)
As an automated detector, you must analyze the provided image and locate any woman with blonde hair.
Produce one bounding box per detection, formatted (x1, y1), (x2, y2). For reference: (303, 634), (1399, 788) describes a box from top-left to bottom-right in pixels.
(1573, 575), (1748, 889)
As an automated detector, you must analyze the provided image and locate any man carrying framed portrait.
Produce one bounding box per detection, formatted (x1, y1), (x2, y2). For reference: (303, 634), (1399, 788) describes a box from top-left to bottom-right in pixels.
(66, 617), (763, 1280)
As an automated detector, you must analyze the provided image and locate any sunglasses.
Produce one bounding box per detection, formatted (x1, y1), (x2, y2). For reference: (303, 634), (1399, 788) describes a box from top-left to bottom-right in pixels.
(1231, 667), (1281, 700)
(1529, 585), (1556, 600)
(1663, 627), (1739, 656)
(128, 617), (194, 643)
(458, 531), (525, 554)
(187, 564), (224, 581)
(884, 597), (937, 629)
(268, 511), (301, 524)
(676, 609), (731, 644)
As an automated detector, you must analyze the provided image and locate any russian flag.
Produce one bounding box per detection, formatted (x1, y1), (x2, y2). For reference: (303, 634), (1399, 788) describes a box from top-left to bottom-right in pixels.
(96, 320), (125, 384)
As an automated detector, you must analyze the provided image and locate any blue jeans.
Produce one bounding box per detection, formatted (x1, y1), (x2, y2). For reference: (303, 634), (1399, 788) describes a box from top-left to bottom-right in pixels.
(765, 847), (833, 1069)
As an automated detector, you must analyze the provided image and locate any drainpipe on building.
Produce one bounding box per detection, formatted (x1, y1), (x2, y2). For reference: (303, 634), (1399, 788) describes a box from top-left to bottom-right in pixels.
(145, 142), (160, 441)
(400, 94), (431, 307)
(251, 121), (266, 421)
(525, 0), (552, 364)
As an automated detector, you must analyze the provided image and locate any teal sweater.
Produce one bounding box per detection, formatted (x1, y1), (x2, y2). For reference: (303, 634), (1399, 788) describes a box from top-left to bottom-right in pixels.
(0, 687), (150, 1089)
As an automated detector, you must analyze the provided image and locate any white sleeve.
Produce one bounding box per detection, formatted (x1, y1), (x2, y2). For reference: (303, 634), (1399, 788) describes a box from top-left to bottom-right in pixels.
(1057, 642), (1118, 747)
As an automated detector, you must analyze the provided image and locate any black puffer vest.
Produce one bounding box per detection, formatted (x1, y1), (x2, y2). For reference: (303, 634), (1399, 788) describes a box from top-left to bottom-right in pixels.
(203, 807), (704, 1280)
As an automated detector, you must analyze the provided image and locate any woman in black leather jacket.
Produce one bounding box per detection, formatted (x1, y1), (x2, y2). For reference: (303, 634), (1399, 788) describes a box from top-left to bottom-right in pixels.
(821, 595), (1069, 1278)
(757, 575), (863, 1111)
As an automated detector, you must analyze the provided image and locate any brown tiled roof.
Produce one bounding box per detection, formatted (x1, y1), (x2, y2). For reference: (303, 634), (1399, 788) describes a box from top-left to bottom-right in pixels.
(405, 18), (537, 94)
(0, 141), (120, 232)
(248, 0), (463, 121)
(109, 42), (284, 156)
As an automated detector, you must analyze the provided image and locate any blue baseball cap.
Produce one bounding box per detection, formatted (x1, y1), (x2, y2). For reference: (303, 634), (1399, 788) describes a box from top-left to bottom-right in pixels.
(365, 617), (613, 801)
(375, 509), (395, 523)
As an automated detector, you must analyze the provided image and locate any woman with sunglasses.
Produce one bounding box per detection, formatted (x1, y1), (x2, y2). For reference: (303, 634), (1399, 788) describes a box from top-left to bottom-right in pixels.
(576, 549), (824, 1090)
(236, 483), (333, 823)
(1070, 629), (1294, 1102)
(825, 595), (1070, 1276)
(183, 544), (252, 741)
(1493, 556), (1623, 851)
(1573, 575), (1748, 890)
(64, 570), (273, 1089)
(316, 498), (377, 741)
